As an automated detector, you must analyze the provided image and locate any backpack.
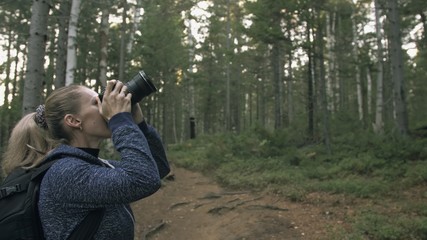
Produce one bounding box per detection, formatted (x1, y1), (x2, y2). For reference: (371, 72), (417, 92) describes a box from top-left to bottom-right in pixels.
(0, 160), (105, 240)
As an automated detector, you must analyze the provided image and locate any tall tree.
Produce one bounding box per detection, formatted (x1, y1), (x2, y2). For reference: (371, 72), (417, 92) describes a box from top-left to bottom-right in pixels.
(65, 0), (81, 85)
(225, 0), (231, 131)
(118, 0), (128, 82)
(23, 0), (50, 115)
(245, 0), (289, 129)
(352, 12), (363, 121)
(184, 10), (196, 139)
(127, 0), (142, 54)
(373, 0), (385, 134)
(304, 4), (315, 139)
(316, 8), (332, 153)
(54, 0), (70, 88)
(387, 0), (409, 135)
(403, 0), (427, 127)
(98, 1), (110, 88)
(326, 9), (337, 113)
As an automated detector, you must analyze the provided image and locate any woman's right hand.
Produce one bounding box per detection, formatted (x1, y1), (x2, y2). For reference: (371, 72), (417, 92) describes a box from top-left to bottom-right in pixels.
(100, 80), (132, 121)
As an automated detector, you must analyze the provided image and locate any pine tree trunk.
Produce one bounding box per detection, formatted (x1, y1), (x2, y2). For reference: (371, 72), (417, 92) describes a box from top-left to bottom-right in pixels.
(23, 0), (50, 115)
(366, 65), (373, 116)
(287, 46), (294, 125)
(186, 12), (196, 139)
(118, 0), (128, 82)
(65, 0), (81, 86)
(272, 42), (283, 129)
(317, 15), (331, 154)
(54, 0), (70, 88)
(326, 11), (337, 112)
(99, 5), (110, 89)
(387, 0), (409, 135)
(127, 0), (142, 54)
(307, 24), (315, 139)
(352, 16), (363, 121)
(373, 0), (384, 134)
(225, 0), (231, 131)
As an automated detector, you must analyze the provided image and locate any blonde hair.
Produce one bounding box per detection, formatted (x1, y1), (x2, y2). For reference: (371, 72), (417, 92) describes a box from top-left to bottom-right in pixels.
(45, 85), (84, 143)
(2, 113), (55, 175)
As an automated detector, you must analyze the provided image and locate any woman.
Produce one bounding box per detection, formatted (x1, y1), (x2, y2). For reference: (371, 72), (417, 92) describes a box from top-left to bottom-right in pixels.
(1, 111), (55, 176)
(38, 80), (170, 239)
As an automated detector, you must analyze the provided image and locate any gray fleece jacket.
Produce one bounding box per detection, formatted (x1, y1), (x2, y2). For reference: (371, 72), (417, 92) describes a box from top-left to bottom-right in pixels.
(38, 112), (170, 240)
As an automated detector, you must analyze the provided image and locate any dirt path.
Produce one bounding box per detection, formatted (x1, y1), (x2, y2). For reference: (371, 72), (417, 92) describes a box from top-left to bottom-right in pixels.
(132, 166), (347, 240)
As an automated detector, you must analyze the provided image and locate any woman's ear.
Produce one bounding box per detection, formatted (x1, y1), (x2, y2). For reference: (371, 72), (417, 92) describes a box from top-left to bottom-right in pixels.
(64, 114), (82, 129)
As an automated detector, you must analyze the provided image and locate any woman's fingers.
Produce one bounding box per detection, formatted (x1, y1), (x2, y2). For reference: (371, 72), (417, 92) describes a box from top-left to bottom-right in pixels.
(101, 80), (132, 120)
(104, 80), (117, 95)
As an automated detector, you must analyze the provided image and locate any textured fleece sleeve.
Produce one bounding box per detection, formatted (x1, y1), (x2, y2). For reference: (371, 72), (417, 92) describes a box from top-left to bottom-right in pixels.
(44, 112), (161, 206)
(138, 121), (170, 178)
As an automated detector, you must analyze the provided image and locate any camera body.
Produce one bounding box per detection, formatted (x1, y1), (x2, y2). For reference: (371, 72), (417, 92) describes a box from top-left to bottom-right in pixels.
(99, 70), (157, 104)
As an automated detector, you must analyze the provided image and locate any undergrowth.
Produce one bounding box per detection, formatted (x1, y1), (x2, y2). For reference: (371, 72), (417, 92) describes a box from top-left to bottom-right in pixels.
(168, 127), (427, 239)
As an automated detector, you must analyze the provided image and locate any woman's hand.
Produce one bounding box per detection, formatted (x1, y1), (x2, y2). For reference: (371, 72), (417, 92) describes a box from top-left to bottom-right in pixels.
(100, 80), (132, 121)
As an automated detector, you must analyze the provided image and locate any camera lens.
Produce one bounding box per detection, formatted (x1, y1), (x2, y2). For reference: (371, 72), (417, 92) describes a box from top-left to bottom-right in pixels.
(127, 71), (157, 103)
(99, 70), (157, 104)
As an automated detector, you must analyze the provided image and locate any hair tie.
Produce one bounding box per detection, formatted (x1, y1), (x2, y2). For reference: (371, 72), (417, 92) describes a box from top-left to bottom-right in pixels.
(34, 104), (48, 129)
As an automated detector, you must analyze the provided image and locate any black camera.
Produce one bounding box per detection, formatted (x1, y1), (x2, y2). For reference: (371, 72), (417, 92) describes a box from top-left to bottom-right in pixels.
(99, 70), (157, 104)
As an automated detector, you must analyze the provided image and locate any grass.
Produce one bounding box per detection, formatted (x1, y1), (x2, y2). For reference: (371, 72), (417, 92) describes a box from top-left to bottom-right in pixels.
(167, 128), (427, 239)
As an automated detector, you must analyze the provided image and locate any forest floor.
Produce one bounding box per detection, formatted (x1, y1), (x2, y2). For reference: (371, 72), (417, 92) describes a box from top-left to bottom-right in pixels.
(131, 165), (365, 240)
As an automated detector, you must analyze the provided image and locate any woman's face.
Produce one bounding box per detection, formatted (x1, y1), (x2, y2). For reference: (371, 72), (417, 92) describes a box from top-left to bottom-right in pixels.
(76, 87), (111, 142)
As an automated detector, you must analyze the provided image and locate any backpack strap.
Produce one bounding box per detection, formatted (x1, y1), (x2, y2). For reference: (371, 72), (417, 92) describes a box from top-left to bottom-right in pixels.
(0, 183), (23, 199)
(31, 159), (58, 181)
(68, 208), (106, 240)
(0, 160), (56, 200)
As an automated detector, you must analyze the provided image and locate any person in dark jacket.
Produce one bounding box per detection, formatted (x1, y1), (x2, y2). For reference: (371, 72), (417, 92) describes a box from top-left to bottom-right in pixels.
(37, 80), (170, 240)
